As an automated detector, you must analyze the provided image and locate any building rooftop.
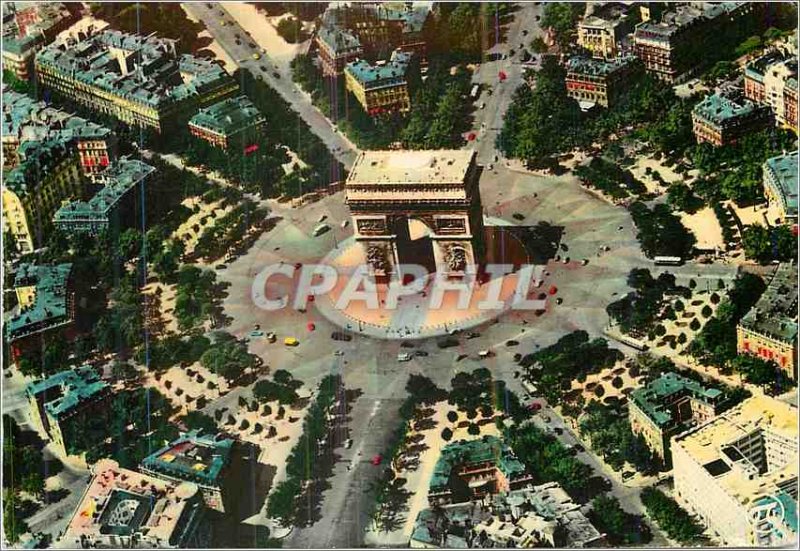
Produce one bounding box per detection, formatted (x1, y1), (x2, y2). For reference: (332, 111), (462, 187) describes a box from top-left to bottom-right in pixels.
(36, 29), (233, 109)
(673, 395), (798, 516)
(54, 158), (154, 223)
(631, 372), (722, 427)
(345, 49), (412, 88)
(6, 263), (72, 341)
(319, 2), (431, 54)
(693, 89), (769, 127)
(2, 89), (112, 144)
(347, 149), (475, 186)
(566, 55), (636, 77)
(141, 431), (233, 487)
(4, 137), (76, 196)
(26, 365), (108, 419)
(634, 2), (746, 41)
(412, 482), (604, 548)
(429, 436), (527, 492)
(745, 49), (798, 83)
(763, 150), (798, 218)
(739, 263), (798, 344)
(188, 95), (265, 137)
(62, 458), (204, 548)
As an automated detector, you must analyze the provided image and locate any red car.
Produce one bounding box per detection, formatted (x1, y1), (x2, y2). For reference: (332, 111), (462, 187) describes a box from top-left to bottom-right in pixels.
(371, 454), (383, 466)
(528, 402), (542, 411)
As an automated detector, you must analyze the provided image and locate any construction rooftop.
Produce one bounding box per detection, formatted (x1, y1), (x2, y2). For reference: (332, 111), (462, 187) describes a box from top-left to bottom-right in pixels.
(2, 89), (112, 144)
(763, 150), (798, 219)
(26, 365), (109, 419)
(673, 395), (798, 516)
(188, 95), (265, 137)
(62, 458), (204, 548)
(347, 149), (475, 186)
(36, 29), (233, 109)
(345, 49), (412, 88)
(631, 372), (723, 428)
(429, 436), (527, 492)
(6, 263), (72, 341)
(566, 55), (636, 78)
(693, 89), (770, 127)
(141, 430), (233, 487)
(739, 263), (798, 344)
(54, 158), (155, 224)
(412, 482), (604, 548)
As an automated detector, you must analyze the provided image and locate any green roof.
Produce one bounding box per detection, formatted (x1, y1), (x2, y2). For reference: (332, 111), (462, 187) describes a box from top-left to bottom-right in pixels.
(763, 150), (798, 219)
(631, 372), (722, 428)
(6, 263), (73, 341)
(693, 90), (770, 127)
(566, 55), (636, 77)
(2, 33), (39, 55)
(54, 158), (154, 227)
(740, 263), (798, 344)
(2, 89), (113, 143)
(429, 436), (527, 492)
(141, 430), (233, 487)
(36, 30), (234, 109)
(345, 49), (412, 88)
(188, 95), (264, 137)
(4, 137), (76, 196)
(26, 365), (109, 419)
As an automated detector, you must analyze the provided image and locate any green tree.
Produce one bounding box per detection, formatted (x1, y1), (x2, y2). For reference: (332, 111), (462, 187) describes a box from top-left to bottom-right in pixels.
(641, 487), (702, 544)
(3, 489), (30, 544)
(276, 16), (306, 43)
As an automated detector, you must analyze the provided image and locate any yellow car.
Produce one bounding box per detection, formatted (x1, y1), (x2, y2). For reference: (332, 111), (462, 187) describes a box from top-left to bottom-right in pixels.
(252, 53), (261, 61)
(220, 20), (227, 26)
(284, 337), (299, 347)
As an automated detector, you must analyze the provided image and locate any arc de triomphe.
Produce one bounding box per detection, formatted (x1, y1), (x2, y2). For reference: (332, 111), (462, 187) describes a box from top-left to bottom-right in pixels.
(344, 149), (485, 280)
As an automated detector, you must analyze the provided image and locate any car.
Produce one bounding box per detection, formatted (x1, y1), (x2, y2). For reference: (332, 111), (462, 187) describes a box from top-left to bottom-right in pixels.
(437, 337), (459, 349)
(265, 332), (276, 343)
(252, 53), (261, 60)
(344, 438), (353, 449)
(414, 350), (429, 357)
(284, 337), (299, 346)
(400, 341), (415, 348)
(456, 354), (468, 362)
(541, 415), (551, 423)
(622, 471), (635, 480)
(487, 163), (494, 170)
(371, 454), (383, 466)
(220, 20), (227, 26)
(331, 331), (352, 342)
(215, 263), (227, 270)
(260, 65), (268, 72)
(397, 353), (413, 362)
(478, 350), (493, 358)
(273, 72), (281, 79)
(512, 212), (525, 221)
(235, 39), (242, 45)
(574, 444), (585, 453)
(466, 331), (480, 339)
(313, 223), (331, 237)
(341, 220), (349, 228)
(256, 74), (263, 81)
(249, 330), (264, 338)
(248, 42), (256, 48)
(506, 339), (519, 347)
(334, 350), (345, 356)
(479, 102), (486, 109)
(553, 427), (563, 435)
(528, 401), (542, 411)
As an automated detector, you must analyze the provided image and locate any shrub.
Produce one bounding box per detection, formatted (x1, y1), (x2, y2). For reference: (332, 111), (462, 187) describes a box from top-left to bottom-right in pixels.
(690, 318), (701, 331)
(674, 300), (684, 312)
(441, 427), (453, 441)
(467, 423), (480, 435)
(447, 411), (458, 423)
(701, 305), (713, 318)
(239, 419), (250, 431)
(612, 376), (623, 389)
(710, 292), (721, 304)
(677, 333), (687, 344)
(594, 384), (605, 397)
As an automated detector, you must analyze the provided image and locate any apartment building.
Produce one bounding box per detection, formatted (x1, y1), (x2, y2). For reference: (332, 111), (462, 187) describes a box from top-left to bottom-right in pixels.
(188, 95), (266, 151)
(692, 89), (773, 146)
(737, 263), (798, 379)
(745, 47), (799, 134)
(345, 49), (413, 115)
(672, 395), (798, 547)
(577, 3), (635, 59)
(35, 30), (238, 132)
(629, 372), (724, 462)
(762, 150), (798, 222)
(565, 55), (641, 108)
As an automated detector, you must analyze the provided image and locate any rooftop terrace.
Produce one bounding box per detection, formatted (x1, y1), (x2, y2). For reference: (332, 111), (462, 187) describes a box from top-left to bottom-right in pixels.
(345, 49), (412, 87)
(141, 431), (233, 487)
(347, 149), (475, 186)
(693, 89), (769, 126)
(429, 436), (527, 492)
(566, 55), (636, 78)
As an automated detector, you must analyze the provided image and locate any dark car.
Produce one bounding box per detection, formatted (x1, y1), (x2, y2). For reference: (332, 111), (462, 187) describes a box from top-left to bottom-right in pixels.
(574, 444), (585, 453)
(512, 212), (525, 221)
(466, 331), (480, 339)
(414, 350), (429, 357)
(260, 65), (268, 72)
(331, 331), (352, 342)
(437, 337), (459, 349)
(273, 72), (281, 79)
(506, 339), (519, 347)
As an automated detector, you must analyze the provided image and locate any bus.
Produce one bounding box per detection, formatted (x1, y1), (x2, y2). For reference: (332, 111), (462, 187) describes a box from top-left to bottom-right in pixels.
(470, 84), (480, 99)
(653, 256), (684, 266)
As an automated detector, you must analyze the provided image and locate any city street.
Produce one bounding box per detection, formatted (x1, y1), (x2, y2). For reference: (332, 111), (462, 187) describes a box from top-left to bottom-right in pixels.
(183, 3), (358, 169)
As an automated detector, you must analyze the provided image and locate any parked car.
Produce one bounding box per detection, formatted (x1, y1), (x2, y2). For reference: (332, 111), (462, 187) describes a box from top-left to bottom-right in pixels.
(331, 331), (352, 342)
(397, 353), (413, 362)
(344, 438), (353, 449)
(284, 337), (299, 347)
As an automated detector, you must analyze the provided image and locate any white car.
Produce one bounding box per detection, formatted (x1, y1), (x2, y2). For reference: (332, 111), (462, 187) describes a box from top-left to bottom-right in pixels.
(312, 223), (331, 237)
(397, 353), (413, 362)
(344, 438), (353, 449)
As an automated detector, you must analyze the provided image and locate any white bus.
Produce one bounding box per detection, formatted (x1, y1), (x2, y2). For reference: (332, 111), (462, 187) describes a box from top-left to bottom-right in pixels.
(653, 256), (684, 266)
